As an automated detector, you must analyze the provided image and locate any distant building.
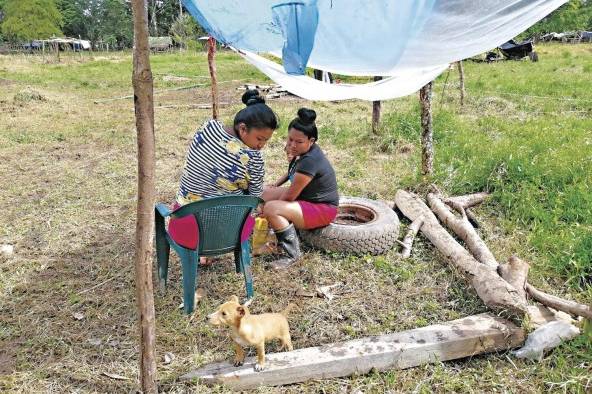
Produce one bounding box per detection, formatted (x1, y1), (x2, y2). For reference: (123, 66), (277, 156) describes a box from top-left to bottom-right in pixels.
(149, 37), (173, 51)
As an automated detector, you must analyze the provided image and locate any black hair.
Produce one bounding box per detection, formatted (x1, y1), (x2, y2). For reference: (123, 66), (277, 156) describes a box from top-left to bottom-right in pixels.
(233, 90), (278, 132)
(288, 108), (318, 141)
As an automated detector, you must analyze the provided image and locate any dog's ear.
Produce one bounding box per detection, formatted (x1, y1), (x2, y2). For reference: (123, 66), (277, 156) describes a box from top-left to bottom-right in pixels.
(236, 306), (245, 317)
(229, 295), (239, 303)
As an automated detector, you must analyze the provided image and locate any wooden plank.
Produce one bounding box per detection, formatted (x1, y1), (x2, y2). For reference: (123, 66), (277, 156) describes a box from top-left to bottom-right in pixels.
(180, 313), (524, 390)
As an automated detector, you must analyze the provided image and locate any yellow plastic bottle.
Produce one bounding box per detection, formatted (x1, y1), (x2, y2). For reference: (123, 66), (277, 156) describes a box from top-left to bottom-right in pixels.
(252, 217), (269, 250)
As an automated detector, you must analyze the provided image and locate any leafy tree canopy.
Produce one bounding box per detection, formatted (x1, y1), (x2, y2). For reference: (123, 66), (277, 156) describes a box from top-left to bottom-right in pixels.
(1, 0), (63, 42)
(523, 0), (592, 37)
(57, 0), (132, 47)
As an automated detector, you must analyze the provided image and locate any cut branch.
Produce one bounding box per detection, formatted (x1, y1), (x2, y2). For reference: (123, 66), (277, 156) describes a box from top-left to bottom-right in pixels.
(427, 193), (498, 270)
(444, 192), (490, 209)
(525, 283), (592, 320)
(395, 190), (527, 316)
(399, 215), (424, 259)
(498, 256), (529, 303)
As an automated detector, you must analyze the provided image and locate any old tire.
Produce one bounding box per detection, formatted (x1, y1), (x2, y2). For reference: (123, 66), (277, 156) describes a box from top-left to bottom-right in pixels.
(299, 196), (399, 255)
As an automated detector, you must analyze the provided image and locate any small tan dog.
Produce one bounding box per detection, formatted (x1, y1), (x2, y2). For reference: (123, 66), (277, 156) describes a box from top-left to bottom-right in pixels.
(208, 295), (294, 371)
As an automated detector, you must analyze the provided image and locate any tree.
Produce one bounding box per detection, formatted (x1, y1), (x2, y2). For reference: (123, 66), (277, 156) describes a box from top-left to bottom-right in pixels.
(57, 0), (133, 48)
(148, 0), (182, 37)
(169, 13), (200, 49)
(522, 0), (592, 37)
(100, 0), (133, 48)
(1, 0), (63, 42)
(57, 0), (87, 38)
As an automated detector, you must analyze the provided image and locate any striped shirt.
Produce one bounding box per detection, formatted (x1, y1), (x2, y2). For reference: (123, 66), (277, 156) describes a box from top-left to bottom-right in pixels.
(176, 120), (265, 205)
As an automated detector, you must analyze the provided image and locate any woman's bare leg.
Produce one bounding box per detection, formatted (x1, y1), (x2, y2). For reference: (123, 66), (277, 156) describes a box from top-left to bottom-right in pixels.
(262, 200), (306, 230)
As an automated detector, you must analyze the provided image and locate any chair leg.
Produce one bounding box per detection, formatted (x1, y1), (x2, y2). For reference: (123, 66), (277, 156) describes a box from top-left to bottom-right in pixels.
(155, 216), (170, 290)
(234, 248), (243, 274)
(240, 240), (254, 300)
(180, 249), (199, 315)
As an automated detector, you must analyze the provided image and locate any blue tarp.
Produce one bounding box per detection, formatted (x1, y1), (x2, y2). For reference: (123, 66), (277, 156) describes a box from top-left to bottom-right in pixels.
(182, 0), (567, 100)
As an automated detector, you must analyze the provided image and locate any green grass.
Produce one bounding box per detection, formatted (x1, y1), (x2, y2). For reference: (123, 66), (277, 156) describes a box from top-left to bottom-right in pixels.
(0, 44), (591, 393)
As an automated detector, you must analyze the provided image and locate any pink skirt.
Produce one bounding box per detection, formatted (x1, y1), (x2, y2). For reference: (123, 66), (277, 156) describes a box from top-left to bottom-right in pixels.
(168, 203), (255, 250)
(297, 201), (338, 230)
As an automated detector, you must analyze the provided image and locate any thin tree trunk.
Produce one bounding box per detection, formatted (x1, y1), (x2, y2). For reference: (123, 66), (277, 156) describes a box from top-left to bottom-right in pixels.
(372, 76), (382, 134)
(457, 61), (465, 106)
(208, 37), (219, 119)
(130, 0), (158, 392)
(420, 81), (434, 175)
(179, 0), (183, 17)
(151, 0), (158, 36)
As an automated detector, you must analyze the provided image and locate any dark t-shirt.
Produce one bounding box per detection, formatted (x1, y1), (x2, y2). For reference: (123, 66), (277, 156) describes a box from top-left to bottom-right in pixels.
(288, 144), (339, 206)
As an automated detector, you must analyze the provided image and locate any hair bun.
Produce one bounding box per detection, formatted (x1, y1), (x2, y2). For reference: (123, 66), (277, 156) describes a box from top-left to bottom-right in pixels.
(242, 89), (265, 106)
(297, 108), (316, 125)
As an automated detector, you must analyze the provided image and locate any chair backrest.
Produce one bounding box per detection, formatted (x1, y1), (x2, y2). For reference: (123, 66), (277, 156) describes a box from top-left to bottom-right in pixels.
(171, 195), (262, 255)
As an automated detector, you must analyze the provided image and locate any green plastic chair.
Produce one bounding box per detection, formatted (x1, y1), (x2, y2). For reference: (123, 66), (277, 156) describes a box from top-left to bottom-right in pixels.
(154, 195), (262, 314)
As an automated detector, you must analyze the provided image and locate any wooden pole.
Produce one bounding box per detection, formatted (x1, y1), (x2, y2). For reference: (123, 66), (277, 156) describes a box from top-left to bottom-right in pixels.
(419, 81), (434, 176)
(207, 37), (219, 119)
(457, 61), (465, 106)
(372, 76), (382, 134)
(130, 0), (158, 392)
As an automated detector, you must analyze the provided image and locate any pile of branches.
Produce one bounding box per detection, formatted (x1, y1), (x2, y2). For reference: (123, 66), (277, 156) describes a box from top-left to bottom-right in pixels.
(394, 189), (591, 324)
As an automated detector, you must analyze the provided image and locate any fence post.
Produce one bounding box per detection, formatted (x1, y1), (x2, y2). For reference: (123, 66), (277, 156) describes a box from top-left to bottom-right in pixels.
(420, 81), (434, 176)
(372, 76), (382, 134)
(457, 61), (465, 107)
(130, 0), (158, 392)
(207, 37), (219, 119)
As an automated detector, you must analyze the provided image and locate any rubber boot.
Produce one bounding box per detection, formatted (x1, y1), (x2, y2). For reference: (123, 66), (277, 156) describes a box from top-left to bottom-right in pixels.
(270, 224), (302, 269)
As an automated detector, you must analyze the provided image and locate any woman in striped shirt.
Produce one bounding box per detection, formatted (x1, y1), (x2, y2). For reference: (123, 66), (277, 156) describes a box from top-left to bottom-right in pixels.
(168, 90), (278, 251)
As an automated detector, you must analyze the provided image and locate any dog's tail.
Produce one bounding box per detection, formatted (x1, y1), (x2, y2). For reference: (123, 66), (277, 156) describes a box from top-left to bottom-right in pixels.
(281, 303), (297, 317)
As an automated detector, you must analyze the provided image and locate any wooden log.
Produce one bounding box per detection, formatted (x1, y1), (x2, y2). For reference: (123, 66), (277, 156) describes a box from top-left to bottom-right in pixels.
(419, 82), (434, 175)
(399, 215), (424, 259)
(498, 256), (529, 302)
(207, 37), (219, 119)
(180, 313), (524, 390)
(525, 283), (592, 320)
(394, 190), (527, 316)
(427, 193), (498, 270)
(372, 76), (382, 134)
(130, 0), (158, 392)
(444, 192), (489, 209)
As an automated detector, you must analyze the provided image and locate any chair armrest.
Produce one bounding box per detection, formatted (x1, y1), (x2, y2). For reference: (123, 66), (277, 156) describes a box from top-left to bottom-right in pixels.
(155, 203), (172, 218)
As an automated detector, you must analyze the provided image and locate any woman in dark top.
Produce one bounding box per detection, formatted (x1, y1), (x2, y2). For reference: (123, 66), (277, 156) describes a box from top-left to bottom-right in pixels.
(262, 108), (339, 269)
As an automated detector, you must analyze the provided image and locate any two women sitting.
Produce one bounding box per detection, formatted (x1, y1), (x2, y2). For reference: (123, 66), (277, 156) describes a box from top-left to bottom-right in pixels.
(169, 90), (338, 268)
